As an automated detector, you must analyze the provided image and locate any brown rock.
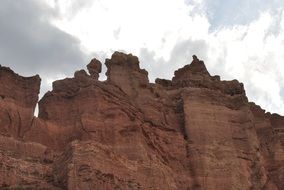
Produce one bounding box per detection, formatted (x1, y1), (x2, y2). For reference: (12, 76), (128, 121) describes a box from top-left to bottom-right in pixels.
(172, 55), (210, 82)
(250, 103), (284, 188)
(155, 78), (172, 87)
(0, 53), (283, 189)
(0, 65), (40, 138)
(105, 51), (149, 97)
(87, 58), (102, 79)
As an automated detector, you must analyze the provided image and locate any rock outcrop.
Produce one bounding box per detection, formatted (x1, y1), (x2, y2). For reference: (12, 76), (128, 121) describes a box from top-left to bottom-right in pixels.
(0, 53), (283, 189)
(0, 65), (40, 138)
(87, 58), (102, 80)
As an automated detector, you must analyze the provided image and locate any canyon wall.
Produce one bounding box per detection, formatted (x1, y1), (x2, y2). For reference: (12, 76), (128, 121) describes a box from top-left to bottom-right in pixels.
(0, 53), (283, 189)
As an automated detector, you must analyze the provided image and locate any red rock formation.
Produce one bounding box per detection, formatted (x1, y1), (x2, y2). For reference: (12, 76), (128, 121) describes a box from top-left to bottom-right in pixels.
(0, 65), (40, 138)
(0, 65), (57, 189)
(0, 53), (283, 189)
(87, 58), (102, 80)
(249, 103), (284, 189)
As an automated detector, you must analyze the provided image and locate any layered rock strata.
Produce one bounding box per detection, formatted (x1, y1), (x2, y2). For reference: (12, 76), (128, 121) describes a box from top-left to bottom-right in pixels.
(0, 53), (283, 189)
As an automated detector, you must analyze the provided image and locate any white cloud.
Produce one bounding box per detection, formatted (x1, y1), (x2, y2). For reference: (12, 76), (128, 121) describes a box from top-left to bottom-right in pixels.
(51, 0), (210, 60)
(2, 0), (283, 115)
(207, 11), (284, 114)
(47, 0), (284, 115)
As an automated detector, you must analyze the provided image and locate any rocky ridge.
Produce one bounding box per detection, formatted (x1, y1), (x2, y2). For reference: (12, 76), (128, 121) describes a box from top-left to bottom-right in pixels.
(0, 52), (283, 189)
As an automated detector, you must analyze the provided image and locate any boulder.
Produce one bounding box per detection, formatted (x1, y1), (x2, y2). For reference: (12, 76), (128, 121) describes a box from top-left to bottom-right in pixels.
(87, 58), (102, 79)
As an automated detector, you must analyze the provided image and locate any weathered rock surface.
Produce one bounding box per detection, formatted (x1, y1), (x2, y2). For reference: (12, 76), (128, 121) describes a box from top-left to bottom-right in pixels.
(0, 53), (283, 189)
(87, 58), (102, 80)
(0, 65), (40, 139)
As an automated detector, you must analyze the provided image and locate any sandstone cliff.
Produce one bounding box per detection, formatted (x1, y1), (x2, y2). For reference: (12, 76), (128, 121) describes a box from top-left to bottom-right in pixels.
(0, 53), (283, 190)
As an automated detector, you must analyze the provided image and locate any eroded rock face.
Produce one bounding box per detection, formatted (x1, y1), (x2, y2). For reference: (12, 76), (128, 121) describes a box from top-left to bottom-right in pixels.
(105, 52), (149, 97)
(0, 65), (40, 138)
(0, 53), (283, 189)
(87, 58), (102, 79)
(249, 103), (284, 188)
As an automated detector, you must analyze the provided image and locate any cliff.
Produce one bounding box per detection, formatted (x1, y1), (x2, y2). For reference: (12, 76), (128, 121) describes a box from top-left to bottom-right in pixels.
(0, 52), (283, 190)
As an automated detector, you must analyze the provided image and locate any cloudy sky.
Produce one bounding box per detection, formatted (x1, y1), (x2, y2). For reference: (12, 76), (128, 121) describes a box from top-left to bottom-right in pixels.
(1, 0), (284, 115)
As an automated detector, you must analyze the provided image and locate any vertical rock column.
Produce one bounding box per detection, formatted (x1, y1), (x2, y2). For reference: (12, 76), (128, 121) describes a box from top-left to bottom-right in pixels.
(105, 51), (149, 97)
(0, 65), (40, 138)
(182, 88), (268, 190)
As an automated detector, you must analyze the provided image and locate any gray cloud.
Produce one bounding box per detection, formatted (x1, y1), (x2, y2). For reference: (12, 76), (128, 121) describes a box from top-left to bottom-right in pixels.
(139, 39), (209, 82)
(0, 0), (90, 95)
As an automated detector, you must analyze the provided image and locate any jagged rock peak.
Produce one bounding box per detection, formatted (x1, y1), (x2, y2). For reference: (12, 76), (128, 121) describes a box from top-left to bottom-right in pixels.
(0, 65), (40, 107)
(105, 52), (149, 96)
(172, 55), (210, 82)
(87, 58), (102, 79)
(105, 51), (141, 70)
(158, 55), (245, 97)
